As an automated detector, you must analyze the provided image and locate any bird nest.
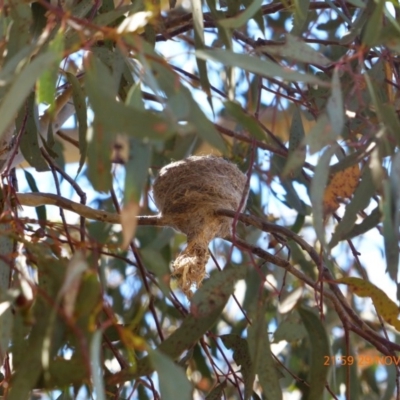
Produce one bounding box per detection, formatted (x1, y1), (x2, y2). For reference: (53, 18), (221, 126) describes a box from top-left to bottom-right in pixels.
(153, 155), (248, 297)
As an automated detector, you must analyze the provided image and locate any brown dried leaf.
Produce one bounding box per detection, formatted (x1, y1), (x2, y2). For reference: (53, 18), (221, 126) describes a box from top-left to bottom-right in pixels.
(323, 164), (361, 214)
(338, 277), (400, 331)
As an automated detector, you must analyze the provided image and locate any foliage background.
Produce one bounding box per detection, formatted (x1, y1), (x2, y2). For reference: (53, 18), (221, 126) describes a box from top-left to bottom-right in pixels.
(1, 0), (400, 399)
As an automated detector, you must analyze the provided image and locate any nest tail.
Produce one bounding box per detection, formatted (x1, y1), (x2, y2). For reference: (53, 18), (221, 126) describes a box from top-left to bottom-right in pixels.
(172, 238), (209, 298)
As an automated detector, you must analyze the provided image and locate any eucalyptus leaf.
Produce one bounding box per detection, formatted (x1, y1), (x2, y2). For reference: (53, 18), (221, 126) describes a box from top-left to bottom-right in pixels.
(298, 306), (331, 400)
(149, 349), (193, 400)
(196, 49), (328, 85)
(310, 145), (337, 250)
(219, 0), (263, 28)
(259, 34), (331, 66)
(327, 68), (344, 136)
(0, 51), (57, 139)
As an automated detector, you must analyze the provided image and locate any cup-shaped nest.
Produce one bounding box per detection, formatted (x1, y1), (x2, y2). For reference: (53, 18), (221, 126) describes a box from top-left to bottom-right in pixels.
(153, 155), (248, 296)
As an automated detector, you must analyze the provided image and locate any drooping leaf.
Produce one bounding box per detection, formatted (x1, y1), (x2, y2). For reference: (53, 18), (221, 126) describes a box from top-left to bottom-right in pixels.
(291, 0), (310, 36)
(305, 114), (336, 154)
(85, 55), (175, 141)
(196, 49), (328, 85)
(219, 0), (263, 28)
(342, 206), (381, 241)
(131, 38), (226, 152)
(220, 334), (253, 398)
(247, 301), (282, 400)
(86, 121), (113, 193)
(24, 170), (47, 226)
(382, 180), (399, 282)
(298, 306), (331, 400)
(4, 0), (32, 61)
(338, 277), (400, 331)
(0, 293), (14, 365)
(192, 0), (212, 103)
(273, 311), (307, 343)
(16, 91), (49, 171)
(66, 72), (87, 175)
(149, 349), (193, 400)
(326, 67), (344, 136)
(382, 364), (397, 400)
(259, 34), (331, 66)
(90, 330), (106, 400)
(224, 100), (265, 140)
(362, 0), (384, 47)
(120, 138), (151, 247)
(310, 145), (336, 250)
(282, 106), (306, 178)
(58, 252), (88, 318)
(0, 51), (58, 139)
(36, 30), (64, 115)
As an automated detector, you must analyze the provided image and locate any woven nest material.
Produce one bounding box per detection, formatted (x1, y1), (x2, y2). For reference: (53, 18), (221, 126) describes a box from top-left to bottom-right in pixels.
(153, 155), (248, 297)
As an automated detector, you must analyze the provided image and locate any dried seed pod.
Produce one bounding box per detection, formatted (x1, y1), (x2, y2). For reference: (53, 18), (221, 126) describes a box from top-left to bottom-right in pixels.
(153, 155), (248, 296)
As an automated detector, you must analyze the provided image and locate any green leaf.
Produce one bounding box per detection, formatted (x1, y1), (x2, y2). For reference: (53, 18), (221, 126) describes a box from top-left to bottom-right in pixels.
(187, 97), (226, 152)
(196, 49), (328, 85)
(224, 101), (265, 140)
(66, 73), (87, 176)
(282, 107), (306, 178)
(305, 114), (336, 154)
(192, 0), (212, 103)
(0, 51), (57, 139)
(342, 206), (381, 241)
(220, 334), (253, 398)
(149, 349), (192, 400)
(0, 221), (13, 291)
(326, 68), (344, 136)
(298, 306), (330, 400)
(24, 170), (47, 226)
(258, 34), (331, 66)
(90, 330), (106, 400)
(383, 179), (398, 282)
(193, 344), (212, 381)
(219, 0), (263, 28)
(292, 0), (310, 36)
(16, 91), (49, 171)
(133, 39), (226, 151)
(36, 30), (64, 115)
(310, 145), (336, 250)
(86, 121), (112, 192)
(85, 55), (175, 141)
(0, 293), (14, 364)
(329, 167), (375, 248)
(124, 139), (151, 203)
(5, 1), (32, 61)
(362, 0), (384, 47)
(273, 311), (307, 343)
(247, 302), (282, 400)
(382, 364), (397, 400)
(340, 1), (373, 44)
(281, 180), (309, 215)
(126, 82), (145, 110)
